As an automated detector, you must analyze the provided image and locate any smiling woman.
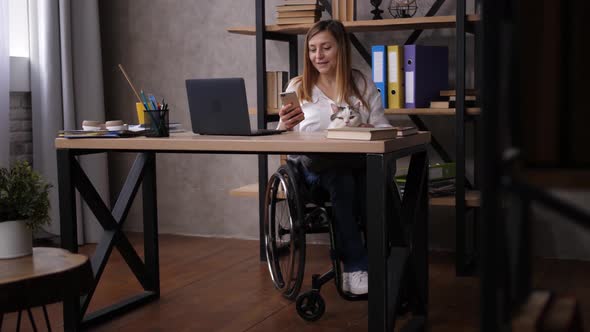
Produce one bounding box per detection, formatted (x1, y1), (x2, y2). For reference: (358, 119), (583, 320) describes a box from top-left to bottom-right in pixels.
(275, 20), (394, 296)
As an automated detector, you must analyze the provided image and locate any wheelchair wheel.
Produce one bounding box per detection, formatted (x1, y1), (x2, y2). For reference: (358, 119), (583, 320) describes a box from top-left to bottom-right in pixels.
(296, 290), (325, 321)
(264, 164), (306, 300)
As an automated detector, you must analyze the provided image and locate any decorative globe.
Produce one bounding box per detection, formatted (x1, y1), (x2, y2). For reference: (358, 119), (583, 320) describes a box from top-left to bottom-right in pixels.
(388, 0), (418, 18)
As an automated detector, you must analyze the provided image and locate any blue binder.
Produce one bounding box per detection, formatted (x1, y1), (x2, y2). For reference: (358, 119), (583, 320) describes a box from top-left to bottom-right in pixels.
(371, 45), (387, 108)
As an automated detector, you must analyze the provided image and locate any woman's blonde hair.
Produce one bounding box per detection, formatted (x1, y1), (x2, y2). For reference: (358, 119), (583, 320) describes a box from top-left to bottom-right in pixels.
(292, 20), (368, 108)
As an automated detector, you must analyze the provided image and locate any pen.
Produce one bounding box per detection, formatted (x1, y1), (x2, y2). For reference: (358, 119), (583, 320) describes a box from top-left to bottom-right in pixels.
(140, 90), (158, 124)
(140, 90), (151, 111)
(148, 94), (159, 111)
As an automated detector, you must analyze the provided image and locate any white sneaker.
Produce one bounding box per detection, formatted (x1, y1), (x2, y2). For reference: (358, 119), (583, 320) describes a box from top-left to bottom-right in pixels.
(341, 273), (350, 292)
(342, 271), (368, 295)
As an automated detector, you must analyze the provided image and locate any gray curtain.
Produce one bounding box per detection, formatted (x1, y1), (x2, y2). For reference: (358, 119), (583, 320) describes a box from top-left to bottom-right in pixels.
(0, 0), (8, 168)
(29, 0), (108, 244)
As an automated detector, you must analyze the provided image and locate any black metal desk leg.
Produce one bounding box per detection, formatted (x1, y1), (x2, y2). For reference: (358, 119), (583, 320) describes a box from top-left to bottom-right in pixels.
(142, 152), (160, 295)
(366, 153), (389, 331)
(406, 151), (429, 315)
(57, 149), (81, 331)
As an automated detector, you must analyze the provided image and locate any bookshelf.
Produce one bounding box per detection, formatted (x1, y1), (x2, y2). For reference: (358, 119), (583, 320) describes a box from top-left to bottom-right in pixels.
(228, 15), (479, 35)
(230, 0), (479, 275)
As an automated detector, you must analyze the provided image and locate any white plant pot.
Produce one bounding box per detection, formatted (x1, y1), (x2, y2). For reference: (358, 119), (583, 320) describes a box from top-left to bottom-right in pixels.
(0, 220), (33, 259)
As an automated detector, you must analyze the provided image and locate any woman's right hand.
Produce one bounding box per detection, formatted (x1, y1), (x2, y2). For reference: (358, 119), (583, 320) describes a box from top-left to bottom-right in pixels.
(278, 103), (305, 130)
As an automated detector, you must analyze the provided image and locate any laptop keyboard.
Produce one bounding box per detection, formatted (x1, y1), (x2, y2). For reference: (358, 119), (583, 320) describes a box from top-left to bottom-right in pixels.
(251, 129), (285, 136)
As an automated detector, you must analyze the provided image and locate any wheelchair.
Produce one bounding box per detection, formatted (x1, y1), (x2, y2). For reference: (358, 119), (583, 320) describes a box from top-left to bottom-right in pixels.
(263, 159), (368, 321)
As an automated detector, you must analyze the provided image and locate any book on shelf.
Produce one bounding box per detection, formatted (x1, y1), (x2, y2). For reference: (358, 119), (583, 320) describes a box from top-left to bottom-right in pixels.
(327, 127), (397, 140)
(266, 71), (278, 109)
(430, 100), (478, 108)
(276, 16), (319, 24)
(266, 71), (289, 110)
(277, 71), (289, 96)
(276, 4), (318, 12)
(346, 0), (356, 21)
(448, 95), (477, 101)
(395, 162), (455, 185)
(283, 0), (318, 5)
(277, 9), (319, 18)
(391, 126), (418, 137)
(439, 89), (478, 97)
(331, 0), (355, 21)
(429, 178), (456, 197)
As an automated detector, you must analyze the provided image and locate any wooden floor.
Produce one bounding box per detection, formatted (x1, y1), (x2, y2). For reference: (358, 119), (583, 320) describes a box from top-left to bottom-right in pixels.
(2, 233), (590, 331)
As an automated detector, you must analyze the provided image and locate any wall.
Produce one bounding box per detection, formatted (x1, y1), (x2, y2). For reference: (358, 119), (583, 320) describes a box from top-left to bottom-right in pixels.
(96, 0), (590, 260)
(8, 92), (33, 166)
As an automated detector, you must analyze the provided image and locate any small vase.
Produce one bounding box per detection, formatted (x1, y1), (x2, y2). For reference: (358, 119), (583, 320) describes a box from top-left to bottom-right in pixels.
(0, 220), (33, 259)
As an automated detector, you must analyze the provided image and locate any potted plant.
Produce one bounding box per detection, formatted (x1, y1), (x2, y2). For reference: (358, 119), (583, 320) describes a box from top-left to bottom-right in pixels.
(0, 161), (51, 259)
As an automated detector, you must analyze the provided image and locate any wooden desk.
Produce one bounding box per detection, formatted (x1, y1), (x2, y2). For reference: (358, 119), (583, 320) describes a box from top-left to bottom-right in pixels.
(55, 131), (430, 331)
(0, 247), (92, 330)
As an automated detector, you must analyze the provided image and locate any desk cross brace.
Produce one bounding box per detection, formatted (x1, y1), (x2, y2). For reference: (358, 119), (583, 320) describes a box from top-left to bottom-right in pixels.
(57, 150), (160, 330)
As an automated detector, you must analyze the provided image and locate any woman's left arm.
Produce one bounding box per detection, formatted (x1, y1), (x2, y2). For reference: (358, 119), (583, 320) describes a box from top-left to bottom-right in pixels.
(365, 81), (392, 128)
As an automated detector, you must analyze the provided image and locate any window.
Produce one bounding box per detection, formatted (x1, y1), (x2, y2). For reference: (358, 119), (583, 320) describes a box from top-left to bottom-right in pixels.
(8, 0), (29, 57)
(8, 0), (29, 92)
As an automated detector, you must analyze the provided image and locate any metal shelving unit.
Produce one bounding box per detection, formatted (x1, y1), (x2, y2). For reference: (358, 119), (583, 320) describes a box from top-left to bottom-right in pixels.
(230, 0), (480, 273)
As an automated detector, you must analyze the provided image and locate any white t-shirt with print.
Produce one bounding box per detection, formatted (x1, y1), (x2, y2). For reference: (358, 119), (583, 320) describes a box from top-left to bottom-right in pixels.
(278, 72), (392, 132)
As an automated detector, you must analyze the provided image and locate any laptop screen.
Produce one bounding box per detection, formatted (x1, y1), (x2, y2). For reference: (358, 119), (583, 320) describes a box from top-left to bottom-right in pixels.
(186, 78), (253, 135)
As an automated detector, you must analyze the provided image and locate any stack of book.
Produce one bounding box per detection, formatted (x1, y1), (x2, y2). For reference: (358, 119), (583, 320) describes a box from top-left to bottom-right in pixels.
(395, 163), (456, 197)
(429, 89), (479, 108)
(276, 0), (322, 25)
(266, 71), (290, 114)
(331, 0), (356, 22)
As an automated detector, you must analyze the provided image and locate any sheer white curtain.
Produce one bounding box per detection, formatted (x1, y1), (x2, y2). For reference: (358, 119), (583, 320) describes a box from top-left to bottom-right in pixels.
(29, 0), (108, 244)
(0, 0), (9, 168)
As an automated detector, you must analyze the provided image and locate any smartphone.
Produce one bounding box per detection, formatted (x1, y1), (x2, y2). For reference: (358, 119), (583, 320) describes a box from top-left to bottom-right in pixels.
(279, 91), (301, 110)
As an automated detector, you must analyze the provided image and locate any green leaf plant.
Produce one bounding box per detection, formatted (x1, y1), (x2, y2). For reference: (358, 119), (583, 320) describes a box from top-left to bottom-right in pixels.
(0, 161), (52, 231)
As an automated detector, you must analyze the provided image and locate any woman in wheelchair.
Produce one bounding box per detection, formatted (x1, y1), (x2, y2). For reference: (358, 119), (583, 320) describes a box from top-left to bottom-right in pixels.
(267, 19), (392, 319)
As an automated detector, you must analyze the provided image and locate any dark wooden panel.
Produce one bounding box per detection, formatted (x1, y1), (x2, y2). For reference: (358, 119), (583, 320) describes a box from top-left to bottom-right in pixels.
(518, 0), (590, 169)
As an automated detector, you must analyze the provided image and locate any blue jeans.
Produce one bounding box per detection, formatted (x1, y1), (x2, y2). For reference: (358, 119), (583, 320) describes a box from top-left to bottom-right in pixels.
(302, 166), (368, 273)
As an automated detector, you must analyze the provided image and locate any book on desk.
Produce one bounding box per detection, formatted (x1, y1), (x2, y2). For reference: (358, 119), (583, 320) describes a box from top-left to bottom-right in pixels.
(326, 126), (417, 141)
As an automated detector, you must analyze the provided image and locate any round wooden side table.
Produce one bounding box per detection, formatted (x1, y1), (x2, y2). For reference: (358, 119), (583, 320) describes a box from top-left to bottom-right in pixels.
(0, 247), (93, 331)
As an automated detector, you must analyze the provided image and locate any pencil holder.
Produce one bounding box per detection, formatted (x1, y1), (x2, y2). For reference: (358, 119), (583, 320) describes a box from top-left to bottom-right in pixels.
(145, 109), (169, 137)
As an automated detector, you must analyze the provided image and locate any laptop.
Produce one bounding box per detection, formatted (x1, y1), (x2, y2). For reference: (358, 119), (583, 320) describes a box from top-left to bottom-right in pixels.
(186, 78), (286, 136)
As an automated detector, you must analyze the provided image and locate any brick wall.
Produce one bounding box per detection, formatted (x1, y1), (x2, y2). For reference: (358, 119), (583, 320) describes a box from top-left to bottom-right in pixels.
(9, 92), (33, 166)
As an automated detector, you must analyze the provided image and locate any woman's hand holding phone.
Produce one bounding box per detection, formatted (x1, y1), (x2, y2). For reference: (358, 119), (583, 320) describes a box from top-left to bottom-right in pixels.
(279, 92), (304, 130)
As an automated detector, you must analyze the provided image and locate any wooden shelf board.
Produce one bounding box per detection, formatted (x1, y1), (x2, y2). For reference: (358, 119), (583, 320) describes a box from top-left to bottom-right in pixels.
(231, 183), (480, 208)
(429, 190), (480, 207)
(249, 107), (481, 116)
(228, 15), (480, 36)
(230, 183), (284, 199)
(521, 169), (590, 189)
(230, 184), (260, 197)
